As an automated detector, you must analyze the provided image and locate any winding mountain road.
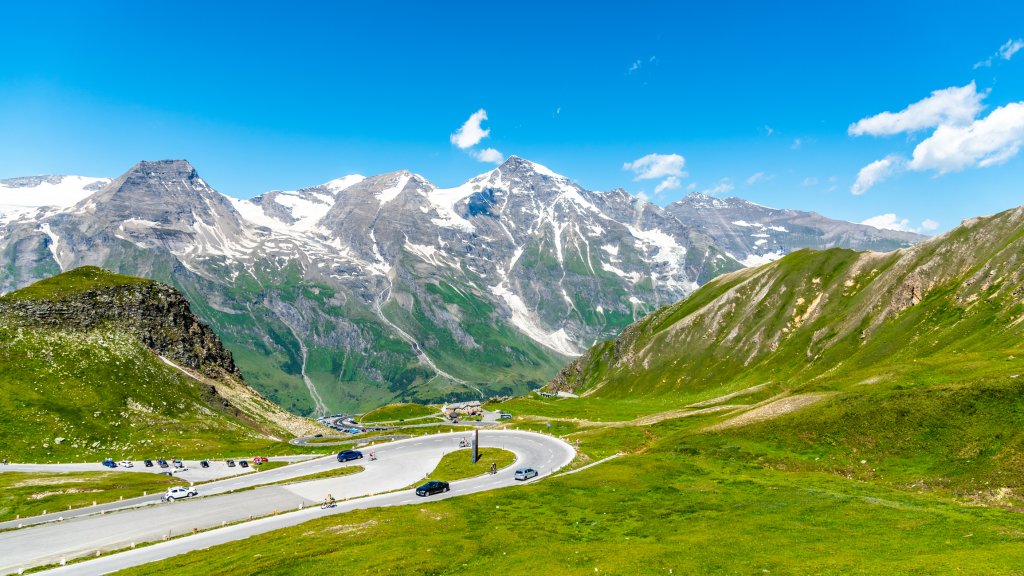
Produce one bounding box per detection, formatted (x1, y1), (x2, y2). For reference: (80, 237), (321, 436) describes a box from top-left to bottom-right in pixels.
(1, 430), (574, 575)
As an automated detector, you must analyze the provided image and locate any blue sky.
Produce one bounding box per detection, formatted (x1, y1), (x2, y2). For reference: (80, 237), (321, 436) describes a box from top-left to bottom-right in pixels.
(2, 1), (1023, 234)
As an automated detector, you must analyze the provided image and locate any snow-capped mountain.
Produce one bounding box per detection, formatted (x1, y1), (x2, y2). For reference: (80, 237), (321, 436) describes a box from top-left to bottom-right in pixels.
(666, 193), (923, 266)
(0, 158), (921, 414)
(0, 175), (111, 224)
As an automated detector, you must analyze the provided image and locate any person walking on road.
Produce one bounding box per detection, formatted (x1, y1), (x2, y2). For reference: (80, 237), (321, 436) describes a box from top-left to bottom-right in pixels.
(490, 462), (497, 475)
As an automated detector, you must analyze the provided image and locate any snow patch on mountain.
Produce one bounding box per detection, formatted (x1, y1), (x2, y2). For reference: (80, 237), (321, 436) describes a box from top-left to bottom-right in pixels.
(489, 284), (579, 356)
(731, 250), (785, 267)
(0, 175), (110, 223)
(377, 173), (412, 205)
(323, 175), (366, 193)
(37, 223), (63, 269)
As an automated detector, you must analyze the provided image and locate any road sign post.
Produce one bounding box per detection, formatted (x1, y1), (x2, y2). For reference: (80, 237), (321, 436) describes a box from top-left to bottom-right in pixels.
(472, 429), (479, 463)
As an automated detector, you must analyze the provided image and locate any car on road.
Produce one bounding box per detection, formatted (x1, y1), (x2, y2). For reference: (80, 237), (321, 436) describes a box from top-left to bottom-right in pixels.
(416, 480), (450, 497)
(226, 459), (236, 467)
(313, 433), (323, 438)
(101, 458), (116, 468)
(344, 428), (361, 434)
(337, 449), (363, 462)
(143, 459), (154, 467)
(118, 460), (134, 468)
(157, 458), (169, 468)
(239, 460), (249, 468)
(199, 460), (210, 468)
(252, 456), (268, 464)
(514, 467), (538, 481)
(499, 412), (513, 419)
(173, 459), (185, 469)
(161, 486), (198, 501)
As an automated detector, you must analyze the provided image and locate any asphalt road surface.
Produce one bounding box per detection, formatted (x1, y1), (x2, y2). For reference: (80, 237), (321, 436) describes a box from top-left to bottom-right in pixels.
(1, 430), (574, 575)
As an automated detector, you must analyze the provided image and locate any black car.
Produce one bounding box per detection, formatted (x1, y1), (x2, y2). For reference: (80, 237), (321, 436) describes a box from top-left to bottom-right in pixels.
(416, 480), (450, 497)
(199, 460), (210, 468)
(143, 459), (154, 467)
(226, 459), (236, 467)
(157, 458), (169, 468)
(239, 460), (249, 468)
(337, 450), (363, 462)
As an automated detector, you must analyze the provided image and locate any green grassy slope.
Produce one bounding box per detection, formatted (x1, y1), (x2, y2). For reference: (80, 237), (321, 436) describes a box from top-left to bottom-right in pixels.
(0, 267), (321, 462)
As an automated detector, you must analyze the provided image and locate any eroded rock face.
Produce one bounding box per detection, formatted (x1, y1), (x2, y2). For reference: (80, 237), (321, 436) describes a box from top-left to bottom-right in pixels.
(0, 278), (240, 380)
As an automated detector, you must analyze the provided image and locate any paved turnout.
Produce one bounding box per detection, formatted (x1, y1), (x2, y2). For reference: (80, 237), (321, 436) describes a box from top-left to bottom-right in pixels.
(0, 431), (574, 575)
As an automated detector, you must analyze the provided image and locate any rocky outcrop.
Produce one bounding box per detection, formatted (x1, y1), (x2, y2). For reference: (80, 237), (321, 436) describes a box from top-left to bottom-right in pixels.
(0, 267), (240, 380)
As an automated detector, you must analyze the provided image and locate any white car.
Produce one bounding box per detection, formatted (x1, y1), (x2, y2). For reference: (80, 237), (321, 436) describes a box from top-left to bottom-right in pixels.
(162, 486), (198, 501)
(118, 460), (134, 468)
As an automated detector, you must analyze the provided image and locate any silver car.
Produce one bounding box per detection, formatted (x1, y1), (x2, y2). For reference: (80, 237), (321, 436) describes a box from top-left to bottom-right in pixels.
(514, 467), (538, 481)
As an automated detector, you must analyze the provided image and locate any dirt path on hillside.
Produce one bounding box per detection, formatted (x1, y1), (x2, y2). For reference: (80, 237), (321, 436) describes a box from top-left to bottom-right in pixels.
(705, 393), (832, 431)
(518, 404), (746, 429)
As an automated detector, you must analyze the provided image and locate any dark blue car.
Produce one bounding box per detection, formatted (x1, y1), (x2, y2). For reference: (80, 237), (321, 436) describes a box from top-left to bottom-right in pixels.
(337, 450), (363, 462)
(101, 458), (116, 468)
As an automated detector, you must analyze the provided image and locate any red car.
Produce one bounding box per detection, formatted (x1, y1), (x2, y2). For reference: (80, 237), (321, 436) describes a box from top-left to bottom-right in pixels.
(252, 456), (268, 464)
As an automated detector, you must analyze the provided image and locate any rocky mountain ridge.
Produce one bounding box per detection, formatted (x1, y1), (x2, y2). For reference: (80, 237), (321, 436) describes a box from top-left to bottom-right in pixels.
(0, 158), (924, 413)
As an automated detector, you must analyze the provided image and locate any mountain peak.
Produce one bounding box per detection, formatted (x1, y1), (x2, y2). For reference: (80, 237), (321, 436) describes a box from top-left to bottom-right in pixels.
(498, 156), (562, 179)
(125, 159), (198, 179)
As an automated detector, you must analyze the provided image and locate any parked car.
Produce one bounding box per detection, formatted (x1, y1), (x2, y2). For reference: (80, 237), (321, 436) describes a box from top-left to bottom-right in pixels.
(101, 458), (116, 468)
(415, 480), (450, 497)
(161, 486), (198, 502)
(499, 412), (513, 419)
(239, 460), (249, 468)
(313, 433), (324, 438)
(514, 467), (538, 481)
(143, 459), (154, 467)
(199, 460), (210, 468)
(118, 460), (134, 468)
(226, 459), (236, 467)
(345, 428), (361, 435)
(253, 456), (268, 464)
(173, 459), (184, 469)
(337, 450), (363, 462)
(157, 458), (169, 468)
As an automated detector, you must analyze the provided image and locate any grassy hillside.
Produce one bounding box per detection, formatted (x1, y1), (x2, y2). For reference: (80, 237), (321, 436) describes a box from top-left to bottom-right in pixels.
(358, 402), (438, 423)
(118, 422), (1024, 575)
(0, 267), (323, 462)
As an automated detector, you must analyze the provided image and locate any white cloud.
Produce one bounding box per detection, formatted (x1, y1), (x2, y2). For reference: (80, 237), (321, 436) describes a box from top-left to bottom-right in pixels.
(849, 83), (985, 137)
(623, 153), (686, 180)
(851, 154), (905, 196)
(628, 60), (641, 73)
(624, 153), (687, 196)
(764, 125), (774, 136)
(908, 101), (1024, 174)
(1000, 38), (1024, 60)
(654, 176), (681, 193)
(472, 148), (504, 164)
(687, 182), (698, 192)
(450, 109), (491, 149)
(801, 177), (818, 187)
(975, 38), (1024, 68)
(861, 213), (939, 234)
(699, 178), (734, 196)
(746, 171), (769, 185)
(791, 138), (802, 150)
